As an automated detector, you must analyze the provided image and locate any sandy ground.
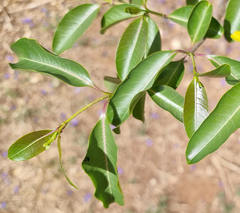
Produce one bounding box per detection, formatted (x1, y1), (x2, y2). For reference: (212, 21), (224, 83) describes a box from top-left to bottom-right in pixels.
(1, 0), (240, 212)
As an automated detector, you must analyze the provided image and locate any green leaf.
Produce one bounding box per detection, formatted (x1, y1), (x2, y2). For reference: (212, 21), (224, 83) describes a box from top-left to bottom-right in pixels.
(184, 77), (208, 138)
(10, 38), (93, 87)
(8, 130), (57, 161)
(107, 51), (176, 127)
(208, 55), (240, 85)
(154, 59), (185, 89)
(104, 76), (121, 93)
(169, 6), (222, 39)
(145, 16), (161, 56)
(52, 4), (99, 55)
(198, 64), (231, 78)
(224, 0), (240, 41)
(129, 0), (145, 6)
(149, 85), (184, 122)
(168, 6), (193, 27)
(82, 115), (124, 208)
(101, 4), (144, 34)
(132, 93), (146, 122)
(186, 0), (201, 5)
(187, 1), (213, 43)
(57, 135), (78, 189)
(116, 17), (147, 80)
(186, 83), (240, 164)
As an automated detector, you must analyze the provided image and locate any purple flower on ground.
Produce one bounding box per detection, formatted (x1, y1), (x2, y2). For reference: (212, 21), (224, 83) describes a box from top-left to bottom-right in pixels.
(218, 180), (224, 188)
(1, 202), (6, 209)
(146, 138), (153, 147)
(22, 18), (34, 27)
(150, 112), (159, 119)
(10, 104), (16, 111)
(40, 89), (47, 96)
(83, 193), (92, 202)
(110, 124), (116, 130)
(70, 118), (79, 127)
(67, 189), (73, 196)
(6, 55), (14, 62)
(1, 151), (7, 158)
(60, 113), (67, 120)
(4, 73), (10, 79)
(14, 185), (19, 194)
(220, 79), (226, 87)
(117, 167), (123, 175)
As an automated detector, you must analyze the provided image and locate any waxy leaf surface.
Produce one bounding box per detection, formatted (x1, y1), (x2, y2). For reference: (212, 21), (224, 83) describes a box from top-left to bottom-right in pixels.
(101, 4), (144, 33)
(184, 77), (208, 138)
(52, 4), (99, 55)
(82, 115), (124, 208)
(149, 85), (184, 122)
(187, 1), (213, 43)
(107, 51), (176, 126)
(10, 38), (93, 87)
(186, 83), (240, 163)
(198, 64), (231, 78)
(116, 17), (147, 80)
(8, 130), (57, 161)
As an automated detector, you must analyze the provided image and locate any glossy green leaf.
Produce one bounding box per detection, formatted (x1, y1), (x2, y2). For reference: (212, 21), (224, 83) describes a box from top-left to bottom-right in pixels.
(52, 4), (99, 55)
(169, 6), (222, 39)
(8, 130), (57, 161)
(168, 6), (193, 27)
(129, 0), (145, 6)
(186, 0), (201, 5)
(104, 76), (121, 93)
(132, 92), (146, 122)
(186, 83), (240, 163)
(145, 16), (161, 56)
(187, 1), (213, 43)
(208, 55), (240, 85)
(101, 4), (144, 34)
(82, 114), (124, 208)
(10, 38), (93, 87)
(184, 77), (208, 138)
(107, 51), (176, 127)
(57, 135), (78, 189)
(154, 59), (185, 89)
(198, 64), (231, 78)
(116, 17), (147, 80)
(224, 0), (240, 41)
(149, 85), (184, 122)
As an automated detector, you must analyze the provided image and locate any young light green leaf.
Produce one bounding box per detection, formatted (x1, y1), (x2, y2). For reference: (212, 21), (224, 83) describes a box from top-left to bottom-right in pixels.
(82, 114), (124, 208)
(132, 92), (146, 122)
(186, 83), (240, 164)
(8, 130), (57, 161)
(153, 59), (185, 89)
(57, 135), (78, 189)
(129, 0), (145, 6)
(149, 85), (184, 122)
(224, 0), (240, 41)
(116, 17), (147, 80)
(186, 0), (201, 5)
(184, 77), (208, 138)
(104, 76), (121, 93)
(208, 55), (240, 85)
(187, 1), (213, 43)
(10, 38), (93, 87)
(107, 51), (176, 127)
(198, 64), (231, 78)
(145, 16), (161, 56)
(52, 4), (99, 55)
(101, 4), (144, 33)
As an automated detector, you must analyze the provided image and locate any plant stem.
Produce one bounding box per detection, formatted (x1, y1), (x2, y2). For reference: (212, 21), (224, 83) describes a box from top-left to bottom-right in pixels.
(146, 8), (168, 19)
(59, 95), (109, 131)
(189, 53), (198, 77)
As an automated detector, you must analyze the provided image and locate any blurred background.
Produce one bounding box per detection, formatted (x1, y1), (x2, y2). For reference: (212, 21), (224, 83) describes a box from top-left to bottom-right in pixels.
(1, 0), (240, 212)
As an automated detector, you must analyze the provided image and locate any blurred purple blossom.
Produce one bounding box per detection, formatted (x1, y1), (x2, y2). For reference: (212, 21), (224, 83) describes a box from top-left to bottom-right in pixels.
(41, 7), (48, 14)
(6, 55), (14, 62)
(146, 138), (153, 147)
(67, 189), (73, 196)
(218, 180), (224, 188)
(1, 151), (7, 158)
(83, 193), (92, 202)
(190, 165), (196, 171)
(220, 79), (226, 87)
(40, 89), (47, 96)
(70, 118), (79, 127)
(1, 202), (6, 209)
(117, 167), (123, 175)
(10, 104), (16, 111)
(60, 113), (67, 120)
(110, 124), (116, 130)
(4, 73), (10, 79)
(14, 70), (19, 80)
(150, 112), (159, 119)
(14, 185), (19, 194)
(22, 18), (34, 28)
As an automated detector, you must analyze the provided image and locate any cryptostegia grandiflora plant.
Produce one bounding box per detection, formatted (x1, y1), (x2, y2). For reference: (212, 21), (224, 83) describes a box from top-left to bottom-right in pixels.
(7, 0), (240, 208)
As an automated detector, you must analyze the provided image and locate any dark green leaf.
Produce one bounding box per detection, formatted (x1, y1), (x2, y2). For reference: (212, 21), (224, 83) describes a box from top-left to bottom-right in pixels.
(205, 17), (223, 39)
(186, 83), (240, 163)
(198, 64), (231, 78)
(116, 17), (147, 80)
(132, 93), (146, 122)
(101, 4), (144, 34)
(104, 76), (121, 92)
(52, 4), (99, 55)
(149, 85), (184, 122)
(184, 77), (208, 138)
(10, 38), (93, 87)
(208, 55), (240, 85)
(107, 51), (176, 127)
(224, 0), (240, 41)
(154, 59), (185, 89)
(186, 0), (201, 5)
(82, 115), (124, 208)
(145, 16), (161, 56)
(187, 1), (213, 43)
(8, 130), (57, 161)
